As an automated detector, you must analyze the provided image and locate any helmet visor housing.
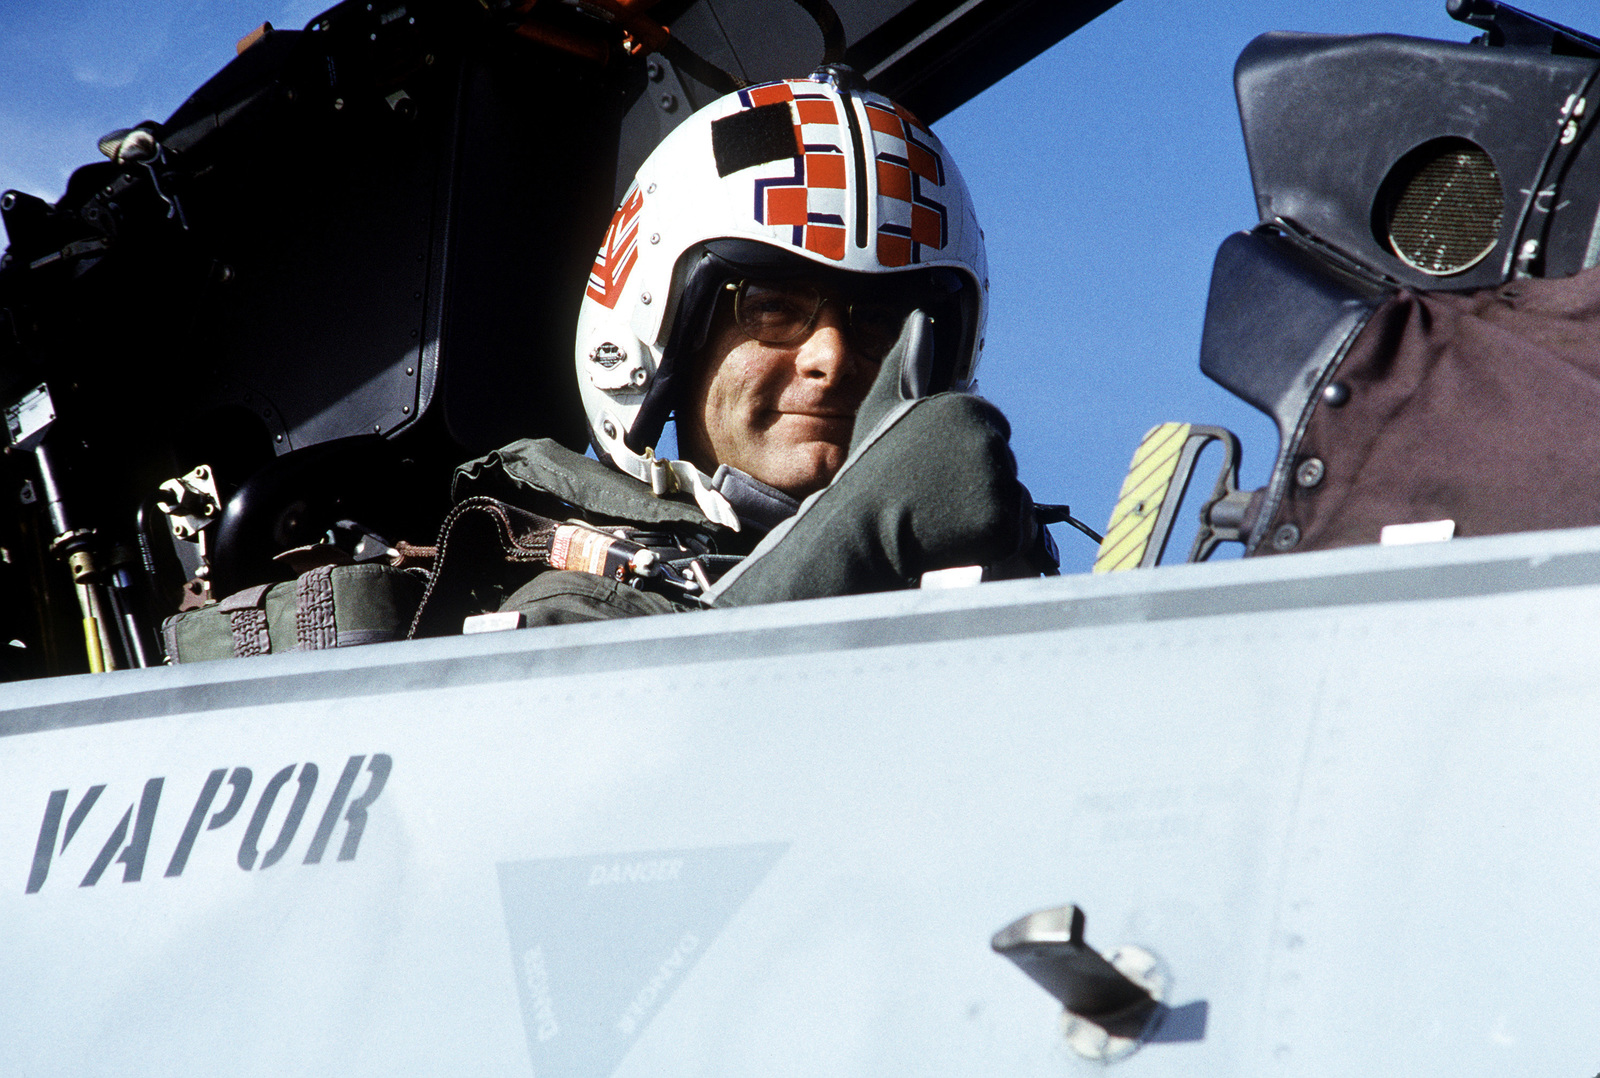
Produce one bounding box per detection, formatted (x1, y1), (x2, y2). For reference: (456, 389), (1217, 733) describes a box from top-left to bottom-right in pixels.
(624, 241), (978, 454)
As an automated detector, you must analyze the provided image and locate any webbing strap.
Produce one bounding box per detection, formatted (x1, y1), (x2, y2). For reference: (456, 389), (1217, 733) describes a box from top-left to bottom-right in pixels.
(295, 565), (338, 650)
(218, 583), (272, 658)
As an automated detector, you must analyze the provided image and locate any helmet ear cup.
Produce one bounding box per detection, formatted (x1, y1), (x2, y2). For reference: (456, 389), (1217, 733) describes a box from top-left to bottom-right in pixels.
(623, 249), (734, 456)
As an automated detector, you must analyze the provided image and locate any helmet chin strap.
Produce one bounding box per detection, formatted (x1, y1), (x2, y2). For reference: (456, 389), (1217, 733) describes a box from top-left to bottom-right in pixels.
(629, 447), (742, 530)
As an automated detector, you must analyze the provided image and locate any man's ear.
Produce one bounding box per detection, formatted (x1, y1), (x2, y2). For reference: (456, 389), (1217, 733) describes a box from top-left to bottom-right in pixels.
(849, 310), (934, 456)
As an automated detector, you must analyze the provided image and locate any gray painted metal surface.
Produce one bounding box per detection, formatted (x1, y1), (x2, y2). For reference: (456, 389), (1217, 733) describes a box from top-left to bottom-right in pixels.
(4, 528), (1600, 1076)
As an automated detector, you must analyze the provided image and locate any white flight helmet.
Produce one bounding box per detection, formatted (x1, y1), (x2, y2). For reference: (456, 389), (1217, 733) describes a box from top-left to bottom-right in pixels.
(575, 67), (989, 526)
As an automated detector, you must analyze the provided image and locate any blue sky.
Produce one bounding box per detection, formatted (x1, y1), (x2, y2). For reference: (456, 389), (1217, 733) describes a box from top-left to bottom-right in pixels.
(3, 0), (1597, 570)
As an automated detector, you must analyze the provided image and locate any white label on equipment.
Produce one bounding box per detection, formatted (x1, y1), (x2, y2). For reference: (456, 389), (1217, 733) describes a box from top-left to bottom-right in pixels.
(920, 565), (984, 589)
(1380, 519), (1456, 546)
(4, 384), (55, 450)
(463, 611), (524, 634)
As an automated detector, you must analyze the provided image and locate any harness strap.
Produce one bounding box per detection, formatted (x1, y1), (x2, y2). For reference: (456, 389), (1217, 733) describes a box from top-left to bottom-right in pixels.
(295, 565), (339, 650)
(217, 583), (272, 658)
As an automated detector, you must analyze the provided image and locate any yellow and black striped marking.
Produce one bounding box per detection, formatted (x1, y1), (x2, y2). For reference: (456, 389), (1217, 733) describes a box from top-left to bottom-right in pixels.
(1093, 422), (1191, 573)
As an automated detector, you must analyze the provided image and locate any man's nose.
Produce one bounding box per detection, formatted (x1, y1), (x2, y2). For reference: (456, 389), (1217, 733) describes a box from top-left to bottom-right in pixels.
(796, 304), (861, 383)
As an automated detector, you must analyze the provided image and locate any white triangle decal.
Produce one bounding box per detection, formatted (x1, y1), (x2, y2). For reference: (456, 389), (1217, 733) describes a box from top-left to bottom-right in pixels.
(497, 841), (788, 1076)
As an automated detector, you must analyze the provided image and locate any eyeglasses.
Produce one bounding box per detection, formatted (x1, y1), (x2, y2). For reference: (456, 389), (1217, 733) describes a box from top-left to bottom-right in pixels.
(726, 279), (912, 361)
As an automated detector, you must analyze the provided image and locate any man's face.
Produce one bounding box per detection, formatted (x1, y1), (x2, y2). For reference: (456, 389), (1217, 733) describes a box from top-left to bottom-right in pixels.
(680, 281), (887, 498)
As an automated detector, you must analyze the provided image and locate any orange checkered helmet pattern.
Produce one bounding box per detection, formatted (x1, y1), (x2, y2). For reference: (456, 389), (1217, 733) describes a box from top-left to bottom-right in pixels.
(575, 70), (988, 499)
